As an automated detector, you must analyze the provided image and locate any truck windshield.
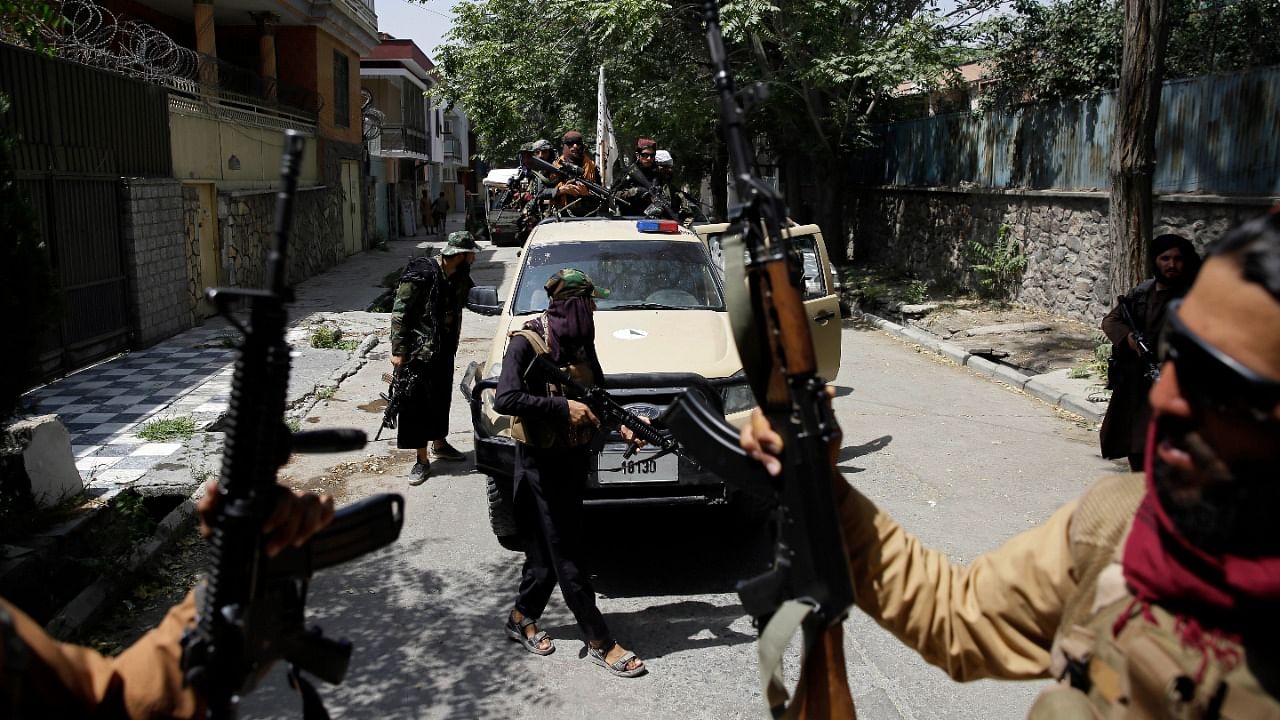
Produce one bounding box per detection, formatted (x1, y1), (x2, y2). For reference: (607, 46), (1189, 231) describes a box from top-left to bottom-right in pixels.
(511, 240), (726, 314)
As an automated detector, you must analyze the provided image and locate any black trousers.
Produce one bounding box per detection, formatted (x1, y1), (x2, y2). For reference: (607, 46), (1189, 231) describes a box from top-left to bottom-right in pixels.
(396, 357), (454, 450)
(512, 443), (609, 643)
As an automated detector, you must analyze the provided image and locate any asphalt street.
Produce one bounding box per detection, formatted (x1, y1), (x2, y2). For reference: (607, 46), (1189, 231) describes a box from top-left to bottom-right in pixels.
(237, 240), (1119, 720)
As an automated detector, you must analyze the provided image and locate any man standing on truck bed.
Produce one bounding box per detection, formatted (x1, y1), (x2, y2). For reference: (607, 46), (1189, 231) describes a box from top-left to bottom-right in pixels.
(548, 130), (601, 217)
(493, 268), (646, 678)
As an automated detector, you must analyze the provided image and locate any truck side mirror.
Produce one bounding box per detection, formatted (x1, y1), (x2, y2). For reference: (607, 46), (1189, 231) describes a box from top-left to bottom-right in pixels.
(466, 286), (502, 316)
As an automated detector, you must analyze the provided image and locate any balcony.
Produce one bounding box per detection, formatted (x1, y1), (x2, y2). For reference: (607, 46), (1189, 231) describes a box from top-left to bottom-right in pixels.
(164, 53), (323, 128)
(371, 124), (429, 159)
(443, 136), (463, 162)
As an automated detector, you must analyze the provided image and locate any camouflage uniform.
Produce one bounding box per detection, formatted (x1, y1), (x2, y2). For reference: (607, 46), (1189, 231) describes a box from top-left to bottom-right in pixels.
(389, 232), (478, 447)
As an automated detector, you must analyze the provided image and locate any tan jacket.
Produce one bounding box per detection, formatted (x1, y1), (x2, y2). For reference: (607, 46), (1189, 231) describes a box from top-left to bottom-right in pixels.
(839, 472), (1147, 682)
(1, 592), (201, 718)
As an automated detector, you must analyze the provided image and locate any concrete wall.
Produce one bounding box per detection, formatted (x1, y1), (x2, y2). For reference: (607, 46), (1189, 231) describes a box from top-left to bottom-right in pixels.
(120, 178), (194, 345)
(851, 187), (1274, 323)
(169, 112), (320, 190)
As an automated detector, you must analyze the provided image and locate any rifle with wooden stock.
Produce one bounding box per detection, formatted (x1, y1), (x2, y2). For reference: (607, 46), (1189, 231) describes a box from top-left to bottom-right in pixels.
(658, 3), (857, 717)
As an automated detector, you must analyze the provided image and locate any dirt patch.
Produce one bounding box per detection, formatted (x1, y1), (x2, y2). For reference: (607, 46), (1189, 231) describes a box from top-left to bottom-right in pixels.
(838, 266), (1106, 376)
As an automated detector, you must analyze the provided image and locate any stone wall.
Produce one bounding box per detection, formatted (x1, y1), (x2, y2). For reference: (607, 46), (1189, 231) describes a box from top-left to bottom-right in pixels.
(850, 187), (1273, 323)
(218, 186), (345, 290)
(119, 178), (194, 346)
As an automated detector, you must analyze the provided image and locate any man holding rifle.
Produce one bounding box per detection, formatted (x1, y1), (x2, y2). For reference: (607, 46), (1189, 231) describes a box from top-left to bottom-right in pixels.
(548, 130), (602, 217)
(389, 231), (479, 485)
(493, 268), (645, 678)
(741, 214), (1280, 716)
(0, 484), (335, 718)
(1100, 234), (1201, 470)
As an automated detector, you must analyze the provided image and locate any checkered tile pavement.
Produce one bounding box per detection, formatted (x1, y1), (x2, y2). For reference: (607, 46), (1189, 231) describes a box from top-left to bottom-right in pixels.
(23, 323), (239, 492)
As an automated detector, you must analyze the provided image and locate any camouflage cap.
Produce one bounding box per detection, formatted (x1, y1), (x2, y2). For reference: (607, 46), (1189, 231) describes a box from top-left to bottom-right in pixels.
(544, 268), (609, 300)
(518, 141), (533, 153)
(441, 231), (481, 256)
(530, 139), (553, 152)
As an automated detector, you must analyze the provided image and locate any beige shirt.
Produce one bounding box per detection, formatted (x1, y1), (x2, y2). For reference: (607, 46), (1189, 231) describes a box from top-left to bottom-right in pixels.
(1, 592), (201, 718)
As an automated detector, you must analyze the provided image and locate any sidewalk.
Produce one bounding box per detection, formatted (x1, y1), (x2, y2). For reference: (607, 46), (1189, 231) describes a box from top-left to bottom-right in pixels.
(860, 311), (1108, 422)
(9, 213), (472, 637)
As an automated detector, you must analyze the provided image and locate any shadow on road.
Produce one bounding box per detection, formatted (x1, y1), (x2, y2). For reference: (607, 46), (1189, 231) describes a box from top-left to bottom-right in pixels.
(542, 599), (755, 660)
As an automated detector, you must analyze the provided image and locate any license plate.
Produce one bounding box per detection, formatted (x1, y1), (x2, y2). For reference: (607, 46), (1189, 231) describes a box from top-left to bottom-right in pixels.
(596, 443), (678, 484)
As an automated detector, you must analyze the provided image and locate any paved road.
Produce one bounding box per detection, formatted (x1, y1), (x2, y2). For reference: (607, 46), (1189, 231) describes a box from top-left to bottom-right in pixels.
(239, 243), (1118, 720)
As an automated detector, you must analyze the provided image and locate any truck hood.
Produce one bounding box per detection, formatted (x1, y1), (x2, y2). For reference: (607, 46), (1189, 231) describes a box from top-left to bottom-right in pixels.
(492, 310), (743, 380)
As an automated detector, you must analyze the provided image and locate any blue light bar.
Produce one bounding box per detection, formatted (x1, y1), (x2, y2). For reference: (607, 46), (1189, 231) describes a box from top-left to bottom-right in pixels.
(636, 219), (679, 233)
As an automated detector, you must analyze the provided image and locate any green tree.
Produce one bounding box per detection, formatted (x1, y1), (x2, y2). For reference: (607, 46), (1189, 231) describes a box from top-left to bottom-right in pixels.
(978, 0), (1280, 107)
(434, 0), (964, 252)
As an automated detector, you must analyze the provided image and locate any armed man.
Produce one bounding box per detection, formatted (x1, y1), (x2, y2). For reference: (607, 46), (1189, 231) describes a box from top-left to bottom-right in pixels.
(547, 130), (602, 217)
(389, 231), (479, 484)
(742, 212), (1280, 717)
(0, 484), (335, 718)
(1100, 234), (1201, 470)
(653, 149), (695, 225)
(614, 137), (659, 216)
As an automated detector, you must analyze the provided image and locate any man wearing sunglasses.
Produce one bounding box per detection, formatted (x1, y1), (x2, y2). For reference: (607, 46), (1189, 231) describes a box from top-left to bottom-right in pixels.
(548, 130), (602, 217)
(1100, 234), (1201, 470)
(615, 137), (660, 216)
(740, 213), (1280, 716)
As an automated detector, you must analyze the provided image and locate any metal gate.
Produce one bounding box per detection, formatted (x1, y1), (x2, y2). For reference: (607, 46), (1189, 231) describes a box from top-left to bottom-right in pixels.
(1, 42), (171, 380)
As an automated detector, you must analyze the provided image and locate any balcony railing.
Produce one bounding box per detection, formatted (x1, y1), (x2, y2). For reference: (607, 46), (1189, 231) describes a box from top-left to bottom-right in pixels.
(163, 53), (324, 122)
(443, 136), (462, 160)
(373, 124), (429, 158)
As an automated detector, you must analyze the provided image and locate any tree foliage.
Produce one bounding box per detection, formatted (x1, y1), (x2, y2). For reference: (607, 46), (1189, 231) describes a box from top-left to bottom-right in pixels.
(978, 0), (1280, 108)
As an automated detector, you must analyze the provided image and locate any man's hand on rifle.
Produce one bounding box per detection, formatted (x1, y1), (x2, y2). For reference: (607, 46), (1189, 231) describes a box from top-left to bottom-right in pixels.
(739, 388), (850, 502)
(619, 417), (650, 450)
(196, 480), (336, 558)
(567, 399), (600, 428)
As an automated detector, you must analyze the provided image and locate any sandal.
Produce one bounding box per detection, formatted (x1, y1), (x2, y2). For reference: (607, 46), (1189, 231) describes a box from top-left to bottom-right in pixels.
(505, 613), (554, 656)
(588, 641), (646, 678)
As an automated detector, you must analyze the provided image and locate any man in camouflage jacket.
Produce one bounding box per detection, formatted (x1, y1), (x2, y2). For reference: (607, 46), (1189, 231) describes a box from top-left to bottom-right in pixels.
(390, 231), (479, 484)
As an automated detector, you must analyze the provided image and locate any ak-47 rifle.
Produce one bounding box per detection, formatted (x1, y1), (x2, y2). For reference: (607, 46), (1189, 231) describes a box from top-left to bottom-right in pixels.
(526, 354), (691, 464)
(181, 131), (406, 720)
(659, 3), (857, 717)
(1117, 296), (1161, 382)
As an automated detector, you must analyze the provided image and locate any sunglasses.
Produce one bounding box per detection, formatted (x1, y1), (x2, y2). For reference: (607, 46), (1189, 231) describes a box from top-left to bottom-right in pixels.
(1159, 299), (1280, 423)
(638, 152), (655, 158)
(563, 139), (583, 147)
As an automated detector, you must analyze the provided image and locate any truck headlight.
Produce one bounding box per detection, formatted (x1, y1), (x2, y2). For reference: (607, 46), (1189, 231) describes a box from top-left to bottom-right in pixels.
(719, 378), (757, 415)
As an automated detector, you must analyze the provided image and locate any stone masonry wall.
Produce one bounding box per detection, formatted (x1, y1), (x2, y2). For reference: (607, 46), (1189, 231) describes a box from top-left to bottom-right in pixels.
(851, 188), (1272, 323)
(182, 186), (203, 313)
(120, 178), (194, 346)
(218, 186), (345, 291)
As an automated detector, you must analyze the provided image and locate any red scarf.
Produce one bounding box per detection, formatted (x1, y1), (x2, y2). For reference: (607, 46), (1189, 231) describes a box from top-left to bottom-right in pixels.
(1122, 423), (1280, 630)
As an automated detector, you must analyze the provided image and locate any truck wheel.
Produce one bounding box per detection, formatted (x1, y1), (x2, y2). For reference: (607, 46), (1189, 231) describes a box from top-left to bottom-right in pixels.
(486, 475), (521, 551)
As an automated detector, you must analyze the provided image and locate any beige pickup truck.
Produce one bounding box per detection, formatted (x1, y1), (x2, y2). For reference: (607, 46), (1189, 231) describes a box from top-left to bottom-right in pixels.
(460, 217), (841, 549)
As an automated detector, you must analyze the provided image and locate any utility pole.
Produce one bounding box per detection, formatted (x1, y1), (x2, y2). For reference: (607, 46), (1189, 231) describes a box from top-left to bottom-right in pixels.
(1108, 0), (1169, 296)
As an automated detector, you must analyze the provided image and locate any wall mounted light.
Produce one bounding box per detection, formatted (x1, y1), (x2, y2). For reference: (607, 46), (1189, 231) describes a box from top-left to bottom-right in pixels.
(227, 155), (241, 170)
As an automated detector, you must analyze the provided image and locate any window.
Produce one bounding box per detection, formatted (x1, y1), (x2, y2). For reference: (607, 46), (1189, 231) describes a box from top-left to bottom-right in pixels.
(441, 166), (456, 182)
(333, 51), (350, 128)
(435, 109), (443, 137)
(443, 118), (453, 134)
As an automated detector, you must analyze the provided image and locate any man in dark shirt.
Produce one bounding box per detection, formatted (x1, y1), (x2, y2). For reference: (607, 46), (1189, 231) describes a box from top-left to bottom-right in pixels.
(1100, 234), (1201, 469)
(493, 268), (645, 678)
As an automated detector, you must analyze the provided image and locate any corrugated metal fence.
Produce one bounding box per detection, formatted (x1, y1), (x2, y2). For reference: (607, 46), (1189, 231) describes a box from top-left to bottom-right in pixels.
(0, 41), (172, 379)
(867, 66), (1280, 195)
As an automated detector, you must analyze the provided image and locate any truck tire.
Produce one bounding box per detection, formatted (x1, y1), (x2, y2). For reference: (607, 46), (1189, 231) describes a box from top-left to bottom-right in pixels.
(486, 475), (521, 551)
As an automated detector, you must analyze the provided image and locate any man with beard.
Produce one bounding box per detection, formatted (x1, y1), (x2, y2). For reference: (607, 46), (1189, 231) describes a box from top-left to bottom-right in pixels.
(493, 269), (646, 678)
(548, 130), (602, 217)
(614, 137), (659, 217)
(389, 231), (478, 484)
(739, 212), (1280, 716)
(1101, 234), (1202, 470)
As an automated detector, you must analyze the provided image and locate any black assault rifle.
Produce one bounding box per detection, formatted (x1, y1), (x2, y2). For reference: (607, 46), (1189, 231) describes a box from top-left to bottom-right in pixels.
(659, 2), (857, 717)
(526, 155), (613, 201)
(1117, 296), (1161, 382)
(525, 354), (690, 464)
(181, 131), (406, 720)
(375, 359), (419, 442)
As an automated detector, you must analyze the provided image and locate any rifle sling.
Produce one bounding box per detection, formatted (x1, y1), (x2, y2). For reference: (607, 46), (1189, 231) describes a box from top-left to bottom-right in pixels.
(759, 599), (815, 719)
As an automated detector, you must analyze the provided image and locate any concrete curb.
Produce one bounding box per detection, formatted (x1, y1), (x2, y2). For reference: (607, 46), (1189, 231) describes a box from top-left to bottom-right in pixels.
(861, 312), (1104, 422)
(46, 495), (199, 639)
